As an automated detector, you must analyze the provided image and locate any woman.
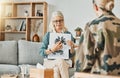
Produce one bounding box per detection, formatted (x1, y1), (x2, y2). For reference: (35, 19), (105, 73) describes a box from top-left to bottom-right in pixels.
(39, 11), (75, 78)
(75, 0), (120, 76)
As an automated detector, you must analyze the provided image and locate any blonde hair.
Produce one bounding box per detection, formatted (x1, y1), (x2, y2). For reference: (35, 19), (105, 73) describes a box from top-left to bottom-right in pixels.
(49, 11), (67, 32)
(93, 0), (114, 11)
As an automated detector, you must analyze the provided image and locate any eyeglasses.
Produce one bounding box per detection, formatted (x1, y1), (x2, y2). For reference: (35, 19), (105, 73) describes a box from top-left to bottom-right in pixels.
(53, 19), (64, 23)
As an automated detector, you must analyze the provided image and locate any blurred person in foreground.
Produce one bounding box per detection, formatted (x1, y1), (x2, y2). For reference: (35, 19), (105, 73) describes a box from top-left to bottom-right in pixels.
(75, 0), (120, 76)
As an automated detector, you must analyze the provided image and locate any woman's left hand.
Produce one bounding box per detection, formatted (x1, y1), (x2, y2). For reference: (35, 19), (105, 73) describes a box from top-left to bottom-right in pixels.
(67, 40), (74, 48)
(66, 40), (75, 54)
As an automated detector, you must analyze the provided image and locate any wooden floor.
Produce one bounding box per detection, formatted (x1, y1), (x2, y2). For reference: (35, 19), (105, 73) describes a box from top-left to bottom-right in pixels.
(75, 72), (120, 78)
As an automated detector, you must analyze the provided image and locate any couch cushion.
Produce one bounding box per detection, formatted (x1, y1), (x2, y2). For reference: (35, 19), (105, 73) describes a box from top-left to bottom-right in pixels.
(0, 64), (20, 75)
(18, 40), (44, 65)
(0, 41), (18, 65)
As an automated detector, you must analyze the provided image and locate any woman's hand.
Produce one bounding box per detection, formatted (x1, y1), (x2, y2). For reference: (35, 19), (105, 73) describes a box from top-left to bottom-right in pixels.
(46, 41), (63, 54)
(67, 40), (74, 48)
(67, 40), (75, 54)
(51, 41), (63, 53)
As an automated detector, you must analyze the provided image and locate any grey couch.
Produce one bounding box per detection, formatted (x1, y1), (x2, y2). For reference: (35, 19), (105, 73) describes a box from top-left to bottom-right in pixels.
(0, 40), (74, 77)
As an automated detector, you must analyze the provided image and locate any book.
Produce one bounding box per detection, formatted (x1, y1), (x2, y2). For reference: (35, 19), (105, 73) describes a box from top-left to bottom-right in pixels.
(20, 21), (24, 31)
(22, 22), (26, 31)
(17, 21), (24, 31)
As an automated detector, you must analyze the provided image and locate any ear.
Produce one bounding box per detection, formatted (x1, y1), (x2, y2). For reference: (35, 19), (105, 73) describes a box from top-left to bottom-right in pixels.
(93, 4), (98, 11)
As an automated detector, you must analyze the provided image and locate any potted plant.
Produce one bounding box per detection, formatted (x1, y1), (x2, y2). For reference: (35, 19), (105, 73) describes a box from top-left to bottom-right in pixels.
(75, 27), (82, 37)
(31, 20), (43, 42)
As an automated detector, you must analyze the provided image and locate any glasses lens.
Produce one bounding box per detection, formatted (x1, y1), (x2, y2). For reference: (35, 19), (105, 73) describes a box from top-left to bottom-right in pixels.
(53, 19), (63, 23)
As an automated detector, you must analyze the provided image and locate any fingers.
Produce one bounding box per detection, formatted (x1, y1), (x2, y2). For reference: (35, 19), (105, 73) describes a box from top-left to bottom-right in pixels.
(59, 43), (63, 49)
(56, 41), (63, 49)
(56, 41), (61, 45)
(52, 41), (63, 52)
(67, 40), (74, 47)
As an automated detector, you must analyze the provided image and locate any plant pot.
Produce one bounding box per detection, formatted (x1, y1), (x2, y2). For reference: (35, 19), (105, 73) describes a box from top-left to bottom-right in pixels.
(32, 34), (40, 42)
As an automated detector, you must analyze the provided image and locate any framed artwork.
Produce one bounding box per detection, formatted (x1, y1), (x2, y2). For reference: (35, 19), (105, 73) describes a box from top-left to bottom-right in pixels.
(47, 33), (71, 59)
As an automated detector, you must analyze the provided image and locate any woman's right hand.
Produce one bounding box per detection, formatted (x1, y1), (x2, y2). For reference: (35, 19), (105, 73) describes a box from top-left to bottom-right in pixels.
(51, 41), (63, 52)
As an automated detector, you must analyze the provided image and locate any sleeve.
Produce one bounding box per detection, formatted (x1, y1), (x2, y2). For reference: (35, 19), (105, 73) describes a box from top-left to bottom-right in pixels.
(71, 32), (75, 43)
(39, 32), (50, 58)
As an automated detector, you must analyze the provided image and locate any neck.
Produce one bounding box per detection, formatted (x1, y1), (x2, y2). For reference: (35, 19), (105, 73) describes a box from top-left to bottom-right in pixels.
(97, 11), (103, 17)
(56, 29), (62, 33)
(97, 9), (112, 17)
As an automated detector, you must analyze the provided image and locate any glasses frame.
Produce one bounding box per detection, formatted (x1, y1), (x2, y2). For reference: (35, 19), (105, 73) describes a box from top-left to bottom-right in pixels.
(53, 19), (64, 23)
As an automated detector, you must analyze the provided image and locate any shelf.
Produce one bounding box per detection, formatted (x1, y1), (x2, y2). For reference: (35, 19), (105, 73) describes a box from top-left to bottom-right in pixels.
(0, 2), (47, 5)
(28, 17), (43, 19)
(14, 2), (31, 5)
(0, 1), (47, 41)
(0, 2), (12, 5)
(2, 17), (28, 19)
(2, 17), (43, 19)
(0, 31), (26, 34)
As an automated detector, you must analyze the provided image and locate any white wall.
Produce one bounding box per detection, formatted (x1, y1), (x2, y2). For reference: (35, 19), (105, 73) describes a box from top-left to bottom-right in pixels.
(45, 0), (120, 36)
(46, 0), (96, 36)
(113, 0), (120, 17)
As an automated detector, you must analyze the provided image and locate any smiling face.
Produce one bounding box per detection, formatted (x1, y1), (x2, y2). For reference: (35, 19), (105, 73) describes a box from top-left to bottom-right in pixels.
(52, 16), (64, 33)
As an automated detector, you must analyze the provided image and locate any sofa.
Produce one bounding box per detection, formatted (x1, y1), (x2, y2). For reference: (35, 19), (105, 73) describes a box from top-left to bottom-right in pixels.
(0, 40), (74, 77)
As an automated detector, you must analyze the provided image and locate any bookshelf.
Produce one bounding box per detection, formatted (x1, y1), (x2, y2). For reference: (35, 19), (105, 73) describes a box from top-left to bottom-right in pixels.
(0, 2), (47, 41)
